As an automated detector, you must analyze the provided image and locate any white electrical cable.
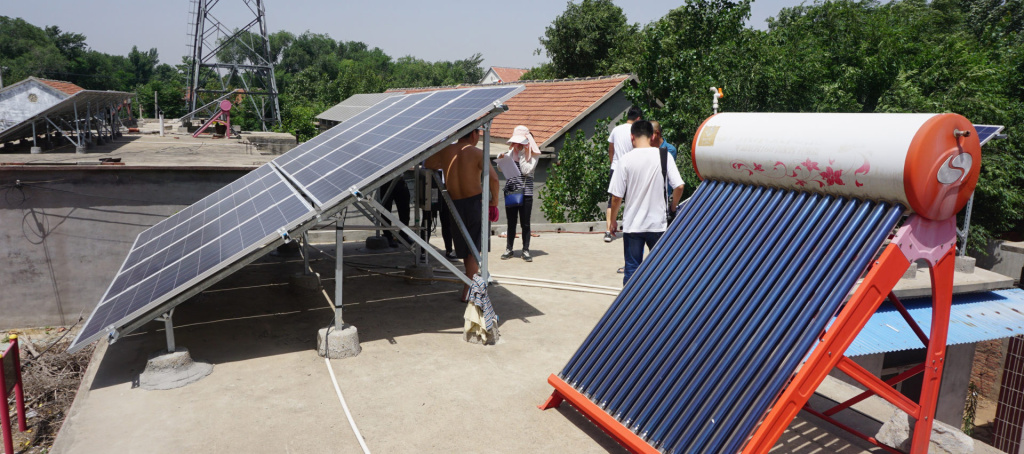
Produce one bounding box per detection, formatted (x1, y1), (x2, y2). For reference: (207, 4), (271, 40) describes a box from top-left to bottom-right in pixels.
(319, 289), (371, 454)
(324, 357), (372, 454)
(494, 280), (620, 296)
(488, 273), (621, 291)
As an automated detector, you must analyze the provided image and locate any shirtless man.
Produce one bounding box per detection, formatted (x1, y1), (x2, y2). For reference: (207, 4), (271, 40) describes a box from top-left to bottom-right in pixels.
(425, 128), (500, 299)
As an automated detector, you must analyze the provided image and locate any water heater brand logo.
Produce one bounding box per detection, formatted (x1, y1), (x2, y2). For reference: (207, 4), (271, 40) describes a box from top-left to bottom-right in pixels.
(936, 153), (972, 184)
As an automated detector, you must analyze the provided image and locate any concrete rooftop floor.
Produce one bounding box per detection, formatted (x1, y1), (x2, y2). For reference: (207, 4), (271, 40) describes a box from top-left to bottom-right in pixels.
(1, 128), (275, 168)
(50, 231), (893, 453)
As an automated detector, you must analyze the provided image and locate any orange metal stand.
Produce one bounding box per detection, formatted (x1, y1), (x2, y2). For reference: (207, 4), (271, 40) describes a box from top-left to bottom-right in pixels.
(742, 215), (957, 454)
(539, 215), (956, 454)
(539, 374), (659, 454)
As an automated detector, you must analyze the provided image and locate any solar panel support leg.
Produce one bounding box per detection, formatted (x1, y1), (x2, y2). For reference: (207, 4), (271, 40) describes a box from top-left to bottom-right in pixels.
(73, 101), (85, 154)
(363, 196), (474, 288)
(159, 310), (176, 353)
(302, 231), (311, 276)
(480, 122), (491, 282)
(335, 221), (345, 328)
(413, 166), (422, 266)
(30, 121), (40, 154)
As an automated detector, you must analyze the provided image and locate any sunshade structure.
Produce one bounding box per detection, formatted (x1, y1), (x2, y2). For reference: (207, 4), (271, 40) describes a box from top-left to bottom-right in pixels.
(541, 113), (1001, 454)
(0, 77), (132, 151)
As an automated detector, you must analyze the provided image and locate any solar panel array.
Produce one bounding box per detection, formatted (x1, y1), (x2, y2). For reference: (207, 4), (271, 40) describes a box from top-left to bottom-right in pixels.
(70, 164), (315, 350)
(68, 86), (523, 352)
(556, 180), (904, 453)
(275, 86), (523, 208)
(974, 124), (1005, 146)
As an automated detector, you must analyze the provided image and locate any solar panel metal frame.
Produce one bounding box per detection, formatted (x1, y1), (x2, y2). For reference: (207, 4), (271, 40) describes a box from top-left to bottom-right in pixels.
(68, 166), (318, 352)
(67, 87), (520, 353)
(279, 86), (524, 220)
(973, 124), (1005, 146)
(316, 102), (513, 221)
(0, 90), (134, 144)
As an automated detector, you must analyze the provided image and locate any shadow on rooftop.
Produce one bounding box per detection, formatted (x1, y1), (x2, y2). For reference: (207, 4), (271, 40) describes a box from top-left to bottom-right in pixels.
(89, 241), (545, 390)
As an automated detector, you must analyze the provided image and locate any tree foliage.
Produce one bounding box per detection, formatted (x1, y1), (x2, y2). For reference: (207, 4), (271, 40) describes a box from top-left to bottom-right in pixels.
(535, 0), (1023, 245)
(539, 119), (614, 223)
(537, 0), (639, 78)
(0, 18), (488, 142)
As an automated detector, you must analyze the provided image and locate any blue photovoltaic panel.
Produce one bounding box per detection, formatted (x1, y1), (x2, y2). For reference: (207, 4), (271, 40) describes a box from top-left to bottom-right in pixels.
(555, 180), (904, 453)
(973, 124), (1004, 146)
(69, 164), (316, 351)
(274, 86), (523, 208)
(68, 85), (522, 353)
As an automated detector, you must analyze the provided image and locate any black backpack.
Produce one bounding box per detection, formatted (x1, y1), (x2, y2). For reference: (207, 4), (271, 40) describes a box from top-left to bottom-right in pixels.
(661, 146), (675, 224)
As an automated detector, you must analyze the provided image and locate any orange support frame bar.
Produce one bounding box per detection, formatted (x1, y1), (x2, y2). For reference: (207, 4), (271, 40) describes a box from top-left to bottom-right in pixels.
(742, 215), (957, 454)
(539, 374), (659, 454)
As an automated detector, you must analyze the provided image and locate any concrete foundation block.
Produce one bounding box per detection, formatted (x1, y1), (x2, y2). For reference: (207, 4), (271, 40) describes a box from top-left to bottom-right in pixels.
(30, 147), (42, 154)
(138, 348), (213, 390)
(365, 235), (389, 250)
(317, 324), (361, 359)
(956, 256), (976, 274)
(404, 265), (434, 285)
(75, 146), (87, 154)
(289, 271), (322, 293)
(876, 410), (973, 454)
(902, 262), (918, 279)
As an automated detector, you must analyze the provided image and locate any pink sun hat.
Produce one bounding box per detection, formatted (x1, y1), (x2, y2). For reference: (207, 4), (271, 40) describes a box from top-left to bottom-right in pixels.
(507, 125), (531, 144)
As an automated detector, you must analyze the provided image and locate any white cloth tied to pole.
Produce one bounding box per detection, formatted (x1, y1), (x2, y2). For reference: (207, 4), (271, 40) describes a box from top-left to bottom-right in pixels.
(463, 274), (499, 344)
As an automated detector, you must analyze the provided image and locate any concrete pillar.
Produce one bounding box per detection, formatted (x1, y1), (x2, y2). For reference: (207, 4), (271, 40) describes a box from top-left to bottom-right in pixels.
(935, 343), (976, 427)
(30, 121), (41, 154)
(316, 222), (360, 359)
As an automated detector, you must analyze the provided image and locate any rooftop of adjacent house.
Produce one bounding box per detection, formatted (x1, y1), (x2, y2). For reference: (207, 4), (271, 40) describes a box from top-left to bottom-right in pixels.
(383, 74), (635, 148)
(36, 78), (86, 96)
(0, 119), (287, 169)
(488, 66), (529, 83)
(0, 77), (85, 97)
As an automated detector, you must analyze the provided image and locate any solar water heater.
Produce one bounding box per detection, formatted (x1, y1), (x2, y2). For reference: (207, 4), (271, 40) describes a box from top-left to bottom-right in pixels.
(540, 113), (996, 454)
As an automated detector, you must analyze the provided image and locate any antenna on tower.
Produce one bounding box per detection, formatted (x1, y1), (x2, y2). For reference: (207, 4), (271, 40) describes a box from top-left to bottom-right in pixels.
(183, 0), (281, 131)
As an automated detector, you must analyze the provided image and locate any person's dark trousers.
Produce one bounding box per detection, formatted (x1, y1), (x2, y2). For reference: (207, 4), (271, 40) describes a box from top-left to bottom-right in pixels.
(505, 195), (533, 251)
(420, 210), (434, 242)
(439, 197), (454, 254)
(622, 231), (663, 285)
(380, 178), (410, 244)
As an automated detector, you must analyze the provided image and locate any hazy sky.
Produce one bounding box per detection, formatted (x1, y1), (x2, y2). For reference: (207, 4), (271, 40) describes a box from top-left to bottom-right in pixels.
(5, 0), (803, 70)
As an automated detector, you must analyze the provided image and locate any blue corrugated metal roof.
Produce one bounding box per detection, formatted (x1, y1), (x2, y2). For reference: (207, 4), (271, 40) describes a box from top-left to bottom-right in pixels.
(845, 288), (1024, 357)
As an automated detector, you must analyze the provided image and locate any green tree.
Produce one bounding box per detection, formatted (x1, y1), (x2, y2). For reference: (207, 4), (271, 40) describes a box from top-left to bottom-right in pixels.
(44, 25), (86, 60)
(539, 119), (614, 222)
(625, 0), (752, 194)
(127, 46), (159, 87)
(539, 0), (638, 78)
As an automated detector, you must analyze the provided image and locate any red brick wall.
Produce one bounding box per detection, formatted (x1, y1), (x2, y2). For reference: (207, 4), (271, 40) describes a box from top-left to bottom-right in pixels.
(973, 338), (1009, 401)
(994, 336), (1024, 452)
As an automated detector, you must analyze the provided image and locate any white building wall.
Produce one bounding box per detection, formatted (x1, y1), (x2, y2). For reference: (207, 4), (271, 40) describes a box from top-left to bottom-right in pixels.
(0, 82), (67, 129)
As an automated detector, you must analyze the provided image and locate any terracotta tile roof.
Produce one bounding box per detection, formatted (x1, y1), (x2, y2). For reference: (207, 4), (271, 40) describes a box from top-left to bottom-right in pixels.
(492, 75), (631, 147)
(387, 74), (634, 148)
(491, 67), (529, 83)
(36, 78), (85, 96)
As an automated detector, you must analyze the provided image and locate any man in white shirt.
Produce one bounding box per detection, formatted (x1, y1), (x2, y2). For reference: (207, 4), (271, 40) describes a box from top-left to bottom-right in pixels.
(605, 106), (643, 243)
(608, 120), (685, 284)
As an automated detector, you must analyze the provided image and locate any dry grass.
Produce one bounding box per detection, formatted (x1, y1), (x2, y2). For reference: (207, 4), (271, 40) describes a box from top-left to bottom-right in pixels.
(5, 330), (94, 454)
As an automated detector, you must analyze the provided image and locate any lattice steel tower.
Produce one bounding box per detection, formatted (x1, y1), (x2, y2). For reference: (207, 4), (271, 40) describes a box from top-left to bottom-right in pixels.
(185, 0), (281, 131)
